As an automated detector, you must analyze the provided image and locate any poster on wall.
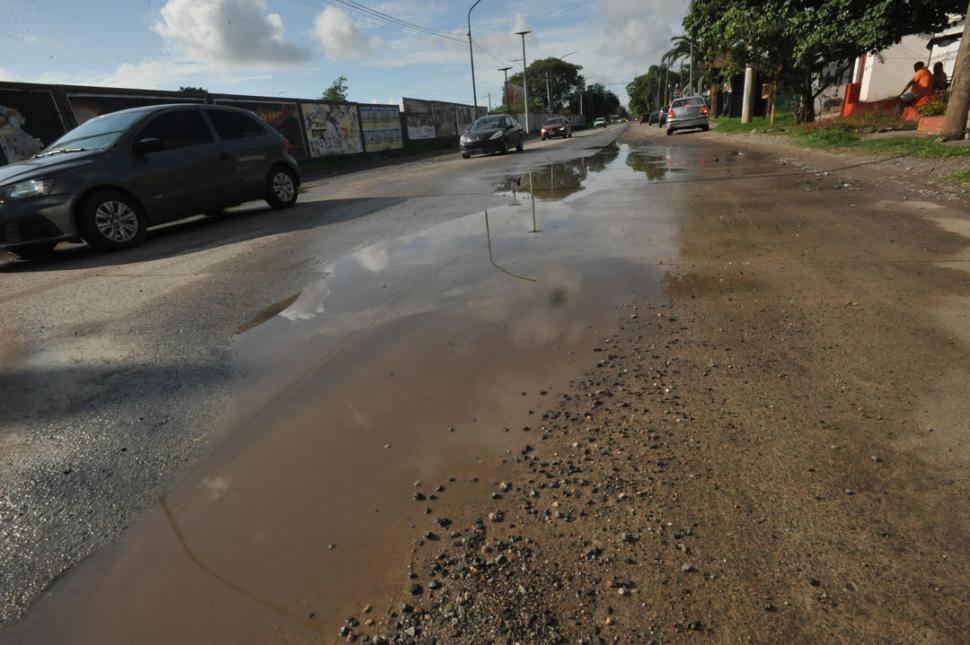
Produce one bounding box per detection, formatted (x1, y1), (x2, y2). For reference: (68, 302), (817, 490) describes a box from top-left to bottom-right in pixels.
(432, 102), (456, 137)
(68, 94), (200, 126)
(403, 98), (435, 140)
(455, 105), (475, 133)
(215, 99), (306, 160)
(0, 88), (66, 166)
(359, 104), (402, 152)
(301, 103), (363, 157)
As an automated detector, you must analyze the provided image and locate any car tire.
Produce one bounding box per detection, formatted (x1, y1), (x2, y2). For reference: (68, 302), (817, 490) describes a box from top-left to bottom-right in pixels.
(516, 137), (524, 152)
(462, 153), (471, 159)
(500, 138), (509, 155)
(77, 189), (147, 252)
(702, 124), (710, 132)
(666, 129), (674, 136)
(12, 242), (57, 260)
(265, 166), (298, 210)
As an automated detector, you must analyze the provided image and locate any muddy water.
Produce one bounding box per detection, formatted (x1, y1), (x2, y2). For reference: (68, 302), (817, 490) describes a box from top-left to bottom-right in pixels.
(7, 143), (706, 644)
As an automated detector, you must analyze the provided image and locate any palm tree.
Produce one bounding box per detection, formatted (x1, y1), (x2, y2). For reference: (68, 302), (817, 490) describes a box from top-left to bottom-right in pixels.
(663, 36), (698, 94)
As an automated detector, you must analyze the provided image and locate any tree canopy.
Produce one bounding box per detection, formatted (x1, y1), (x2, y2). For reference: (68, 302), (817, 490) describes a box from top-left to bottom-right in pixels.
(321, 75), (349, 103)
(507, 57), (585, 113)
(684, 0), (964, 121)
(627, 66), (683, 116)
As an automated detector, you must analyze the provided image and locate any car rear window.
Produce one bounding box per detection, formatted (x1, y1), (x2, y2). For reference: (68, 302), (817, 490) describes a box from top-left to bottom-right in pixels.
(208, 110), (266, 140)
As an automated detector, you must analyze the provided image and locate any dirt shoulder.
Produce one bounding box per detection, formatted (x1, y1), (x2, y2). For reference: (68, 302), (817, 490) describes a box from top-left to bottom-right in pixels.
(341, 126), (970, 643)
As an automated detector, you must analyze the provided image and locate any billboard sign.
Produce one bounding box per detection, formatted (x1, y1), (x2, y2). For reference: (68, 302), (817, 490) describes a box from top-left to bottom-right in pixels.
(0, 87), (66, 165)
(403, 98), (435, 140)
(432, 102), (456, 137)
(67, 93), (200, 126)
(301, 103), (363, 157)
(359, 104), (403, 152)
(215, 99), (306, 160)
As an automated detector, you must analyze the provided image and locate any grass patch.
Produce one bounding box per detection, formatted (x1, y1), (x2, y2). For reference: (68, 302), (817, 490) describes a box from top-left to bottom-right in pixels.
(944, 168), (970, 186)
(712, 110), (970, 159)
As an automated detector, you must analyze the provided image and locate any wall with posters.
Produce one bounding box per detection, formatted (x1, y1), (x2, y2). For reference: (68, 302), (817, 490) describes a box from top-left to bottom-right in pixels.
(359, 104), (403, 152)
(0, 81), (486, 167)
(301, 103), (363, 157)
(403, 98), (435, 140)
(0, 86), (66, 165)
(213, 97), (307, 160)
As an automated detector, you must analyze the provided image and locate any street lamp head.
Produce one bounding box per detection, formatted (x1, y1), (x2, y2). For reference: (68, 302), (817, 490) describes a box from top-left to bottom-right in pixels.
(514, 30), (531, 36)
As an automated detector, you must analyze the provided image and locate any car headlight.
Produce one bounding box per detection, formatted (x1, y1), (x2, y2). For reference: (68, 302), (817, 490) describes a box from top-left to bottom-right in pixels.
(6, 179), (54, 199)
(489, 130), (504, 140)
(460, 135), (469, 144)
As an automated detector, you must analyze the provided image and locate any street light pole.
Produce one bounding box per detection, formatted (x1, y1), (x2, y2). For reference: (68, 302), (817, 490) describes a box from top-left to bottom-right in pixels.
(515, 30), (532, 132)
(467, 0), (483, 110)
(498, 66), (512, 109)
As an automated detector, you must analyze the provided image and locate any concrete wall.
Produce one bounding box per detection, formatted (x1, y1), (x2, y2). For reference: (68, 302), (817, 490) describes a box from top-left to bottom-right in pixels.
(860, 35), (931, 101)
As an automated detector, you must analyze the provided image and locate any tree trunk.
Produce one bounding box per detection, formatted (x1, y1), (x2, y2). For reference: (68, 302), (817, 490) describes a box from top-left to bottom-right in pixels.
(795, 77), (816, 123)
(941, 0), (970, 141)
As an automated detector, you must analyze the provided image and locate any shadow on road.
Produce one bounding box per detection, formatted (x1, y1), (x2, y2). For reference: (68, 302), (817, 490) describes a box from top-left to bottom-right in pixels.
(0, 196), (406, 274)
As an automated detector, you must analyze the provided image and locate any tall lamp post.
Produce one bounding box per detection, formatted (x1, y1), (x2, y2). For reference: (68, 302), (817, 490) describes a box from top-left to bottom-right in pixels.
(498, 66), (512, 109)
(515, 30), (532, 132)
(467, 0), (483, 109)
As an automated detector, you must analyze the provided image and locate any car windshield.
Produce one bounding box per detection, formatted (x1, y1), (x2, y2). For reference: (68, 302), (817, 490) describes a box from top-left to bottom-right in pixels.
(469, 116), (506, 131)
(39, 110), (146, 155)
(544, 118), (564, 125)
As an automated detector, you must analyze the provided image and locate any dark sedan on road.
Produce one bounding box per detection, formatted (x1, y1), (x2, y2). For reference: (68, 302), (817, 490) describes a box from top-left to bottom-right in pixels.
(0, 104), (301, 258)
(460, 114), (525, 158)
(540, 116), (572, 140)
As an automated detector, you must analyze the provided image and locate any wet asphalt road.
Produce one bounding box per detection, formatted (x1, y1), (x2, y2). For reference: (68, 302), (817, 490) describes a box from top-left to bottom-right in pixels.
(0, 125), (631, 630)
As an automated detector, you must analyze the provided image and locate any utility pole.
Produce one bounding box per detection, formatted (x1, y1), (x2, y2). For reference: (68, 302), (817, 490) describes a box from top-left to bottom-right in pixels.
(467, 0), (483, 110)
(546, 73), (552, 113)
(741, 65), (755, 123)
(498, 66), (512, 109)
(487, 92), (492, 112)
(941, 0), (970, 141)
(515, 30), (532, 133)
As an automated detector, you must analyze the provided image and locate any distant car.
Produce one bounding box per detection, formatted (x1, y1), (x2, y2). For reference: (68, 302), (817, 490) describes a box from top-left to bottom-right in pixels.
(647, 112), (659, 125)
(0, 104), (301, 258)
(460, 114), (525, 158)
(666, 96), (710, 136)
(540, 116), (572, 140)
(638, 113), (649, 124)
(593, 117), (607, 128)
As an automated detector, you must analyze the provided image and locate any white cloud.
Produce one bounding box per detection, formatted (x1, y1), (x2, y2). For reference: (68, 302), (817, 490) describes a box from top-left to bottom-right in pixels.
(313, 6), (383, 61)
(0, 66), (15, 81)
(152, 0), (311, 67)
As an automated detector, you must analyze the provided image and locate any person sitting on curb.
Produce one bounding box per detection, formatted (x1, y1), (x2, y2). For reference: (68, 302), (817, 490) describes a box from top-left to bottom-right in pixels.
(898, 62), (933, 114)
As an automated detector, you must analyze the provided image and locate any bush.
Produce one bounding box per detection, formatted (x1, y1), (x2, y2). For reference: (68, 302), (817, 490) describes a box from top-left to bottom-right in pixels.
(919, 92), (948, 117)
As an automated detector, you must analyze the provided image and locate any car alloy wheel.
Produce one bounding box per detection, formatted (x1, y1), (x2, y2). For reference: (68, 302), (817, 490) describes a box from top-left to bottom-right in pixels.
(266, 166), (299, 209)
(94, 200), (140, 243)
(272, 171), (295, 203)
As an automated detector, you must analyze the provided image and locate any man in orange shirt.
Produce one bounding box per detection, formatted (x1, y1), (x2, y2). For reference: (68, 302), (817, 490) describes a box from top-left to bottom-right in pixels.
(899, 62), (933, 111)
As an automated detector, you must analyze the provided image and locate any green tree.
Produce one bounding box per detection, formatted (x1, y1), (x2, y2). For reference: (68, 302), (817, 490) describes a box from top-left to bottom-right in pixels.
(507, 57), (585, 113)
(581, 83), (621, 120)
(321, 75), (349, 103)
(684, 0), (963, 122)
(627, 66), (683, 116)
(178, 86), (208, 96)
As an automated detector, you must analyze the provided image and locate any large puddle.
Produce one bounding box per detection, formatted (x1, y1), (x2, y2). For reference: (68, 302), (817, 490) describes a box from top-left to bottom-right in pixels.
(6, 143), (707, 643)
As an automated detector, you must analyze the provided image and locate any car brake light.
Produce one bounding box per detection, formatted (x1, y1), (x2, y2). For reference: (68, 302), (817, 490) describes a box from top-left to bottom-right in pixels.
(668, 109), (675, 119)
(701, 105), (709, 114)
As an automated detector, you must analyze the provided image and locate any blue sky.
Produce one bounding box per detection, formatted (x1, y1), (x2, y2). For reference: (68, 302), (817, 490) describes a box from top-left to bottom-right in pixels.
(0, 0), (689, 107)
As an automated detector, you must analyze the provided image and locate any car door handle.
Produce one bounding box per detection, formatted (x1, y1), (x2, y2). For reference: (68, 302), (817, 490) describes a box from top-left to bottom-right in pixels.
(218, 152), (231, 161)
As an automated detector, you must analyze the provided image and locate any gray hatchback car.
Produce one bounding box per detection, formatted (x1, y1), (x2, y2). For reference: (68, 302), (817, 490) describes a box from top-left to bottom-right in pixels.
(666, 96), (710, 135)
(0, 104), (301, 258)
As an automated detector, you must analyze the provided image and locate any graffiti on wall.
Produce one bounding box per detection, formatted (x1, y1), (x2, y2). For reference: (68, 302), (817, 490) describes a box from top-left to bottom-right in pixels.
(67, 94), (200, 125)
(403, 98), (435, 140)
(215, 99), (306, 160)
(0, 88), (65, 165)
(432, 102), (456, 137)
(301, 103), (363, 157)
(359, 104), (402, 152)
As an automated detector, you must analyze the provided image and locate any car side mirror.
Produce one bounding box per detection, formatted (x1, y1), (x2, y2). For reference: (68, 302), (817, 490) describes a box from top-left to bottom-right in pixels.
(133, 137), (164, 155)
